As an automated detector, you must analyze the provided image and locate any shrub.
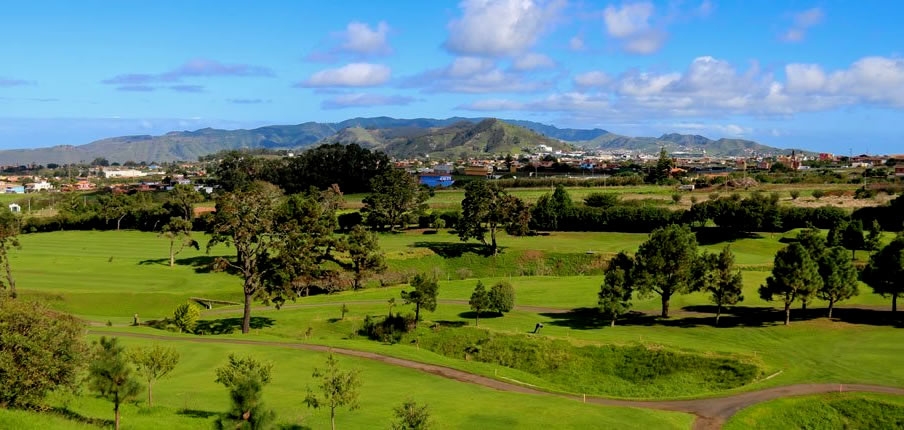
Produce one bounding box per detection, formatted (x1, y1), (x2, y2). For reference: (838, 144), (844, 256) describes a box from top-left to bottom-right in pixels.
(583, 193), (620, 208)
(172, 302), (200, 333)
(488, 281), (515, 314)
(337, 212), (363, 231)
(812, 189), (826, 200)
(437, 210), (461, 230)
(790, 190), (800, 200)
(360, 314), (416, 343)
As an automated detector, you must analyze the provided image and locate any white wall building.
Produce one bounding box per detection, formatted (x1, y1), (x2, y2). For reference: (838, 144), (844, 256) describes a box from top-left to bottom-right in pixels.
(102, 169), (148, 178)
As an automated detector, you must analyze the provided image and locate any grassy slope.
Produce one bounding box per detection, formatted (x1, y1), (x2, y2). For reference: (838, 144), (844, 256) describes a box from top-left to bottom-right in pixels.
(724, 393), (904, 430)
(0, 336), (692, 430)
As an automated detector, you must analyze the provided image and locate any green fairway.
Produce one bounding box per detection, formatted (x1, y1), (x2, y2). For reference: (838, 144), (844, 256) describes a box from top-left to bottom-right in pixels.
(724, 392), (904, 430)
(0, 335), (693, 430)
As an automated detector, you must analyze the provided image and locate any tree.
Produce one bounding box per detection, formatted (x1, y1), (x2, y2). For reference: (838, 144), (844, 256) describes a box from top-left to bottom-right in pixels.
(796, 225), (827, 260)
(172, 302), (200, 333)
(531, 185), (572, 230)
(214, 354), (275, 430)
(345, 225), (386, 290)
(759, 243), (822, 325)
(458, 181), (530, 255)
(862, 236), (904, 312)
(671, 193), (682, 204)
(598, 252), (634, 327)
(401, 274), (438, 326)
(159, 217), (199, 267)
(304, 353), (362, 430)
(362, 169), (429, 231)
(826, 220), (844, 247)
(168, 184), (203, 221)
(130, 345), (179, 407)
(817, 246), (859, 318)
(0, 210), (21, 298)
(92, 157), (110, 167)
(841, 219), (865, 259)
(207, 181), (283, 334)
(468, 281), (489, 326)
(790, 190), (800, 200)
(88, 337), (142, 430)
(632, 224), (702, 318)
(646, 148), (674, 184)
(812, 189), (826, 200)
(340, 303), (349, 320)
(98, 193), (132, 231)
(0, 299), (84, 408)
(488, 281), (515, 314)
(865, 219), (882, 254)
(701, 246), (744, 325)
(391, 399), (432, 430)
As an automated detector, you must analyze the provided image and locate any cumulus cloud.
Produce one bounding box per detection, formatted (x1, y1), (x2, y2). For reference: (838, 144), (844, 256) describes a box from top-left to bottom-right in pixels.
(458, 55), (904, 119)
(308, 21), (393, 61)
(602, 2), (667, 54)
(102, 59), (273, 91)
(781, 8), (824, 42)
(568, 35), (585, 51)
(444, 0), (564, 57)
(299, 63), (392, 87)
(512, 53), (556, 71)
(402, 57), (552, 93)
(321, 93), (417, 109)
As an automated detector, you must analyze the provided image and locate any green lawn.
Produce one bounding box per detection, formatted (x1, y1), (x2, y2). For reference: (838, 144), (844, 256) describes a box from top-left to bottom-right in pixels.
(0, 335), (693, 430)
(724, 393), (904, 429)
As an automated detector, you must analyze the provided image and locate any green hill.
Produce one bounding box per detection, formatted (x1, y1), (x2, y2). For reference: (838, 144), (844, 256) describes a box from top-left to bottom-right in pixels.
(579, 132), (806, 157)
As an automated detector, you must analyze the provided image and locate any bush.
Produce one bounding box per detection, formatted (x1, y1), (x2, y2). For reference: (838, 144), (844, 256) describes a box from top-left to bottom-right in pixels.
(812, 189), (826, 200)
(360, 314), (416, 344)
(172, 302), (201, 333)
(338, 212), (363, 231)
(854, 187), (877, 199)
(0, 298), (85, 407)
(583, 193), (620, 208)
(488, 281), (515, 314)
(790, 190), (800, 200)
(437, 210), (461, 230)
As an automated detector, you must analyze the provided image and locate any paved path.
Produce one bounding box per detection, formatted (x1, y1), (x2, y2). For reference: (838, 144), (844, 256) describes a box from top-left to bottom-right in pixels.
(89, 330), (904, 430)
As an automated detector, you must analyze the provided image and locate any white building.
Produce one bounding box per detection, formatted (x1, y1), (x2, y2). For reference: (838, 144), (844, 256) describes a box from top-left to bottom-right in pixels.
(8, 203), (20, 213)
(102, 169), (147, 178)
(26, 181), (53, 192)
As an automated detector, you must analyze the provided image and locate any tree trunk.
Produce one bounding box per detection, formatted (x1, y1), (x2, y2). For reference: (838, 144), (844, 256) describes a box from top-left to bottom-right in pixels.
(784, 301), (791, 326)
(242, 292), (252, 334)
(475, 310), (480, 327)
(114, 402), (120, 430)
(148, 381), (153, 407)
(660, 294), (671, 318)
(490, 226), (498, 256)
(828, 298), (835, 318)
(414, 303), (420, 327)
(610, 317), (616, 328)
(169, 240), (175, 267)
(117, 215), (125, 231)
(894, 294), (898, 313)
(715, 303), (722, 326)
(330, 407), (336, 430)
(852, 249), (856, 260)
(801, 300), (807, 311)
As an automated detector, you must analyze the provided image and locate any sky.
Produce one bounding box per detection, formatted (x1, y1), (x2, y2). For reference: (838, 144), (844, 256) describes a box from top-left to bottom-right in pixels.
(0, 0), (902, 154)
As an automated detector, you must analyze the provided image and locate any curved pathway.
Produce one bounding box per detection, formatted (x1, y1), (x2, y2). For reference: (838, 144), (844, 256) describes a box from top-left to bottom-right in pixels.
(89, 330), (904, 430)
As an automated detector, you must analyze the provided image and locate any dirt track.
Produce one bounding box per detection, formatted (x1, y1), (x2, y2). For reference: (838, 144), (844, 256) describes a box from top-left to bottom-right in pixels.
(89, 330), (904, 430)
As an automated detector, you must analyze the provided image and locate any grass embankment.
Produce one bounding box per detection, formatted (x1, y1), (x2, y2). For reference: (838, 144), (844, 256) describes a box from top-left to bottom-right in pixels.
(724, 393), (904, 429)
(0, 336), (694, 430)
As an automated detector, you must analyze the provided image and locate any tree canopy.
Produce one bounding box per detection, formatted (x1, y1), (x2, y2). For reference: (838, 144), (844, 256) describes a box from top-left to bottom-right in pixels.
(759, 243), (822, 325)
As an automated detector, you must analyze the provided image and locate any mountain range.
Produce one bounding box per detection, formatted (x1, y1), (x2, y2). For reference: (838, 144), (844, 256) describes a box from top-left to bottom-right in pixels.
(0, 116), (801, 164)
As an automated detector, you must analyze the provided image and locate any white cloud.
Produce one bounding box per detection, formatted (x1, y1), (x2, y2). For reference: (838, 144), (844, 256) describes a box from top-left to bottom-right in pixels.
(781, 8), (824, 43)
(568, 35), (585, 51)
(341, 21), (392, 55)
(602, 2), (667, 54)
(512, 53), (555, 71)
(444, 0), (564, 57)
(299, 63), (391, 87)
(321, 93), (416, 109)
(573, 71), (611, 89)
(402, 57), (552, 93)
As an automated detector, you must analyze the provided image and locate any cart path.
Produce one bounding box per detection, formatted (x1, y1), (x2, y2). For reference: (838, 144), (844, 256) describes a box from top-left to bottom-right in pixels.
(89, 330), (904, 430)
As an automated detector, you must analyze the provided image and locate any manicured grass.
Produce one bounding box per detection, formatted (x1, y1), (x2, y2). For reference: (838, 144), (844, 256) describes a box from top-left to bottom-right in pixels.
(2, 334), (693, 430)
(724, 393), (904, 430)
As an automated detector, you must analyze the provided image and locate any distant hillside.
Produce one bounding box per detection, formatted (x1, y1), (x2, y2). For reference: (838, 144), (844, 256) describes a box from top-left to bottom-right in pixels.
(0, 115), (810, 164)
(320, 119), (574, 158)
(578, 132), (801, 157)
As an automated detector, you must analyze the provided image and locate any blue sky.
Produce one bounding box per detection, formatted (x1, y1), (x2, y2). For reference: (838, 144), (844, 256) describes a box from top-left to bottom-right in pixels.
(0, 0), (902, 153)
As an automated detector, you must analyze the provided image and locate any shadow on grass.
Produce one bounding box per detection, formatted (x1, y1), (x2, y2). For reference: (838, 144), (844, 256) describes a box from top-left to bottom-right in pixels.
(49, 407), (114, 427)
(177, 409), (219, 419)
(278, 425), (313, 430)
(434, 320), (468, 328)
(411, 241), (502, 258)
(194, 316), (276, 335)
(138, 255), (240, 275)
(457, 311), (503, 320)
(693, 228), (763, 246)
(542, 305), (904, 330)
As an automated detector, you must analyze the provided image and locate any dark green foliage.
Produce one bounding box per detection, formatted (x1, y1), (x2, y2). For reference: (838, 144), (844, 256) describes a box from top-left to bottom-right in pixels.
(360, 314), (416, 343)
(345, 225), (386, 290)
(760, 243), (823, 325)
(487, 281), (515, 314)
(556, 205), (682, 232)
(700, 246), (744, 325)
(214, 354), (275, 430)
(401, 274), (439, 325)
(817, 247), (859, 318)
(632, 224), (701, 318)
(459, 181), (531, 255)
(583, 192), (620, 208)
(812, 189), (826, 200)
(646, 148), (675, 184)
(598, 252), (634, 327)
(416, 328), (757, 396)
(468, 281), (489, 326)
(88, 337), (142, 430)
(279, 143), (391, 194)
(337, 212), (363, 231)
(865, 220), (882, 253)
(362, 169), (429, 231)
(530, 185), (573, 230)
(841, 220), (866, 259)
(391, 399), (432, 430)
(852, 194), (904, 231)
(0, 210), (20, 298)
(862, 236), (904, 312)
(0, 299), (84, 408)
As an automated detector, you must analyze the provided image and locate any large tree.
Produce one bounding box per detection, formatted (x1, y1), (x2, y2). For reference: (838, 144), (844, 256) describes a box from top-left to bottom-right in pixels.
(488, 281), (516, 315)
(632, 224), (702, 318)
(344, 225), (386, 290)
(759, 243), (822, 325)
(468, 281), (489, 326)
(841, 219), (866, 259)
(598, 252), (634, 327)
(0, 210), (20, 298)
(88, 337), (142, 430)
(530, 185), (573, 231)
(159, 217), (199, 267)
(304, 353), (362, 430)
(207, 181), (283, 334)
(98, 193), (133, 231)
(168, 184), (203, 221)
(817, 246), (859, 318)
(458, 181), (530, 255)
(362, 169), (429, 231)
(701, 246), (744, 325)
(129, 345), (179, 407)
(0, 299), (84, 408)
(862, 236), (904, 312)
(401, 274), (439, 326)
